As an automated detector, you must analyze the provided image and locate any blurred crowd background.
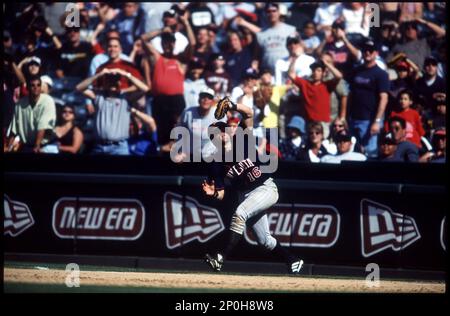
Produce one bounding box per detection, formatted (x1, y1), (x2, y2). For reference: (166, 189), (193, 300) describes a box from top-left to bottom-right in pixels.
(3, 2), (446, 163)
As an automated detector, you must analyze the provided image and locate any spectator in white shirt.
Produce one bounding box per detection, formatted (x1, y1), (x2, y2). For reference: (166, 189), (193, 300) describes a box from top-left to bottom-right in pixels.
(184, 58), (209, 109)
(313, 2), (344, 36)
(274, 36), (315, 86)
(341, 3), (370, 38)
(321, 131), (367, 163)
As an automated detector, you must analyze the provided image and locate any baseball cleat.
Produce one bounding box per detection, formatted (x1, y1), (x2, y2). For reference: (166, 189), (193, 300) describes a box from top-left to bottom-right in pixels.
(289, 259), (304, 274)
(205, 253), (224, 272)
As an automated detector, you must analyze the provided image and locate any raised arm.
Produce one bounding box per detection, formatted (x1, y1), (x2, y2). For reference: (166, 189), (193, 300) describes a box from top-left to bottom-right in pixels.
(322, 56), (343, 80)
(287, 54), (299, 82)
(337, 29), (361, 60)
(130, 107), (157, 132)
(89, 22), (106, 46)
(76, 70), (107, 99)
(228, 98), (253, 129)
(45, 26), (62, 50)
(12, 60), (26, 85)
(140, 25), (172, 42)
(415, 17), (446, 38)
(315, 36), (328, 57)
(140, 33), (161, 62)
(179, 12), (196, 59)
(112, 68), (149, 93)
(234, 16), (261, 34)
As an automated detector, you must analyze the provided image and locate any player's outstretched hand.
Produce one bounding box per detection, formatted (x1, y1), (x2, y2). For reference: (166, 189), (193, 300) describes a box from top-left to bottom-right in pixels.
(202, 180), (215, 196)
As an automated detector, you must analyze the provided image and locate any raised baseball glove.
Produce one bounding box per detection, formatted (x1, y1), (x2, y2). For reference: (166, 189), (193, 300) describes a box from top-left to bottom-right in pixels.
(387, 52), (407, 68)
(214, 96), (233, 120)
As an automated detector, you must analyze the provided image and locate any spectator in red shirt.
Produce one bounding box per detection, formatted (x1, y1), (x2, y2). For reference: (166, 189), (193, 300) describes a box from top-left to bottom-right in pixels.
(288, 56), (343, 139)
(385, 89), (425, 148)
(141, 12), (196, 147)
(95, 38), (143, 91)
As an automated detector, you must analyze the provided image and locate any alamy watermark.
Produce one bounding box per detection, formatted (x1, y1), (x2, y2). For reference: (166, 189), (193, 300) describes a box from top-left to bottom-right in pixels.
(64, 3), (80, 28)
(169, 122), (279, 173)
(365, 263), (380, 287)
(367, 3), (380, 28)
(65, 263), (80, 287)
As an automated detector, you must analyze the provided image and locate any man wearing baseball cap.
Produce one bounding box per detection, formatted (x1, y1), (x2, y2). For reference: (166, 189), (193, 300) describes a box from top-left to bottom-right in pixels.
(184, 58), (208, 109)
(204, 53), (232, 99)
(415, 55), (446, 111)
(55, 26), (93, 79)
(239, 2), (297, 75)
(274, 35), (315, 86)
(321, 131), (367, 163)
(140, 12), (196, 147)
(171, 87), (227, 161)
(387, 18), (445, 69)
(141, 8), (189, 56)
(389, 57), (420, 101)
(347, 38), (390, 159)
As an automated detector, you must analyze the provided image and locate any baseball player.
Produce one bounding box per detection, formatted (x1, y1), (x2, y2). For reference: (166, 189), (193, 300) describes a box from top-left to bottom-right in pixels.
(202, 97), (304, 274)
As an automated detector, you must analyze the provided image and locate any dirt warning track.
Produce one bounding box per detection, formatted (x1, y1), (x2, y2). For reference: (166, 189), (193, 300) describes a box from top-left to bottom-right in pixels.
(4, 268), (445, 293)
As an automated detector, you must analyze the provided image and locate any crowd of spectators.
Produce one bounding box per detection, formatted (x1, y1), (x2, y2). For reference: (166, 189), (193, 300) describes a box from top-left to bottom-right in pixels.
(3, 2), (447, 163)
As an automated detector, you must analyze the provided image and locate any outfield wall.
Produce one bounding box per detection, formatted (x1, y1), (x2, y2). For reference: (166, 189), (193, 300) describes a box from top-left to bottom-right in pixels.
(4, 154), (447, 273)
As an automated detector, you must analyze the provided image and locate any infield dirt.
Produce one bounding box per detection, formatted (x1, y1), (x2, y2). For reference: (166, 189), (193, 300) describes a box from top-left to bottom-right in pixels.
(4, 268), (445, 293)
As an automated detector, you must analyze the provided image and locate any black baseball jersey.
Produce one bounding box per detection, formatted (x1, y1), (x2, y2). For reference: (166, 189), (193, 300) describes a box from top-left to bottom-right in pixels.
(208, 134), (270, 192)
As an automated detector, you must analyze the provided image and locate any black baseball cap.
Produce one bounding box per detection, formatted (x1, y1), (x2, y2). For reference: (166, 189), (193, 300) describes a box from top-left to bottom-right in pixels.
(362, 39), (377, 52)
(335, 132), (352, 143)
(265, 3), (279, 11)
(310, 61), (325, 71)
(210, 53), (225, 61)
(189, 57), (205, 69)
(163, 9), (177, 19)
(424, 55), (438, 66)
(242, 68), (259, 80)
(286, 35), (300, 46)
(380, 133), (396, 145)
(332, 19), (346, 30)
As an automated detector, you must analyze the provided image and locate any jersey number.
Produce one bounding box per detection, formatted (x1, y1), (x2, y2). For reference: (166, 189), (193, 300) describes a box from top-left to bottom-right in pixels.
(246, 167), (261, 182)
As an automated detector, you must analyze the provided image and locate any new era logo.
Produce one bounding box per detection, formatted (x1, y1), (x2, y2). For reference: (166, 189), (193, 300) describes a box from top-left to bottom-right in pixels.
(164, 192), (225, 249)
(4, 195), (35, 237)
(291, 260), (304, 273)
(244, 204), (340, 248)
(360, 199), (421, 257)
(52, 197), (145, 240)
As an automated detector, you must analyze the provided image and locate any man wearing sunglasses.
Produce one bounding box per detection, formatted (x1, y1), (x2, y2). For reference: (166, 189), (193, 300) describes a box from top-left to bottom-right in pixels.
(55, 26), (94, 79)
(386, 19), (445, 70)
(6, 75), (56, 153)
(170, 87), (227, 162)
(348, 39), (389, 159)
(254, 3), (297, 75)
